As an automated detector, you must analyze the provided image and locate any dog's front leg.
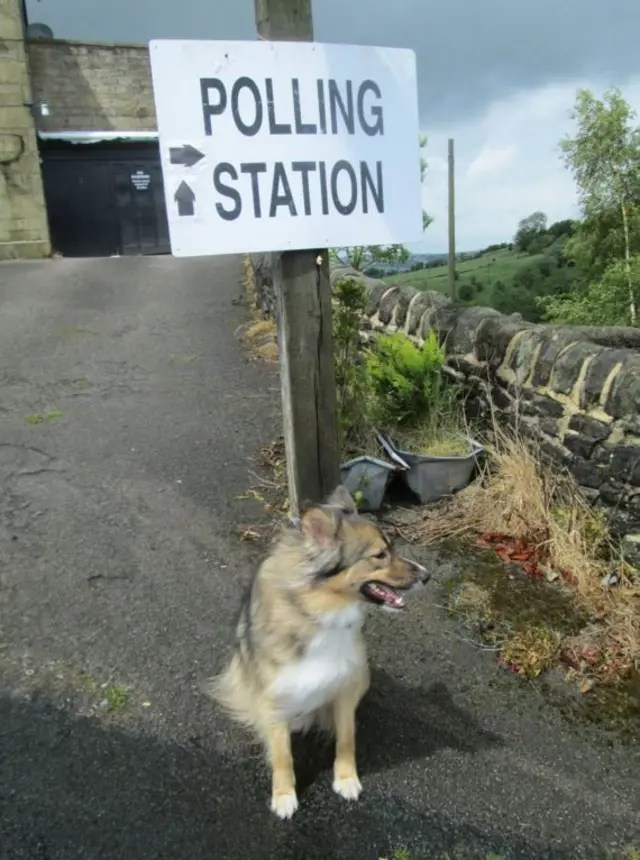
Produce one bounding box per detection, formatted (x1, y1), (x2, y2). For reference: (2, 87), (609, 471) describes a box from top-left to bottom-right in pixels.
(332, 683), (366, 802)
(266, 720), (297, 819)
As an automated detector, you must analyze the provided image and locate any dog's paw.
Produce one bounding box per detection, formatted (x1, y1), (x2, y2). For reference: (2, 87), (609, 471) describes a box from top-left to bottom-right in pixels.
(332, 774), (362, 801)
(271, 791), (299, 820)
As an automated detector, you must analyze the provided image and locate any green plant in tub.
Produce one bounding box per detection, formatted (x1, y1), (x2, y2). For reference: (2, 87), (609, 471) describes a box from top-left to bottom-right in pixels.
(365, 330), (445, 429)
(365, 330), (468, 455)
(398, 381), (469, 457)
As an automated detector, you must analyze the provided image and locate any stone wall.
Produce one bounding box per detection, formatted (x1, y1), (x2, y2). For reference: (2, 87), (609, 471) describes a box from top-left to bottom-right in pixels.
(249, 255), (640, 551)
(0, 0), (50, 259)
(26, 38), (156, 132)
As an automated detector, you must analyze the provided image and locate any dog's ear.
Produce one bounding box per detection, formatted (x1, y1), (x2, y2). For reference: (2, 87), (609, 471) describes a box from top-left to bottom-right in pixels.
(300, 505), (340, 547)
(326, 484), (357, 514)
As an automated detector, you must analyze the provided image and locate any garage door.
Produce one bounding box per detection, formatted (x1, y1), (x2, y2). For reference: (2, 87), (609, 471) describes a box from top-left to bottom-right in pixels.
(40, 139), (171, 258)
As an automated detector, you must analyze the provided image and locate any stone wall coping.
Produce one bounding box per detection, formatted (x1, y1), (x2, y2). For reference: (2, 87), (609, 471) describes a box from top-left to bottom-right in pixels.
(27, 37), (149, 52)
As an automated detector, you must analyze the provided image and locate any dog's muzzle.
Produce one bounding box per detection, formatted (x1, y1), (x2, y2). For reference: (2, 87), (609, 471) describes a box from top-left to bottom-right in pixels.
(402, 557), (431, 585)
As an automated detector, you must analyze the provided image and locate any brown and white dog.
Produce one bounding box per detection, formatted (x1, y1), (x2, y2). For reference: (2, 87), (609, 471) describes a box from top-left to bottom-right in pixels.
(207, 485), (430, 819)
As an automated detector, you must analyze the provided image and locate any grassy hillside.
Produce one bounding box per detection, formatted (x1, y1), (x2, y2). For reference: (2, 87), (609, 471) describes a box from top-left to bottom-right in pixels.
(385, 241), (576, 322)
(391, 247), (539, 292)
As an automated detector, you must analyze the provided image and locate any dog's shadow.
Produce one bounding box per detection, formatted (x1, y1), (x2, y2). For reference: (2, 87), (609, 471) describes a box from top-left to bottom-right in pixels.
(292, 669), (503, 794)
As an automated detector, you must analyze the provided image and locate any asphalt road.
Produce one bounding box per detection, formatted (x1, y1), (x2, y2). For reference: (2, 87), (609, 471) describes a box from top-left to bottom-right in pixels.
(0, 255), (638, 860)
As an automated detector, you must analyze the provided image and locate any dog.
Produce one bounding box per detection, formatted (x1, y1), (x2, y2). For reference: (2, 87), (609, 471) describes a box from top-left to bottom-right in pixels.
(207, 484), (430, 820)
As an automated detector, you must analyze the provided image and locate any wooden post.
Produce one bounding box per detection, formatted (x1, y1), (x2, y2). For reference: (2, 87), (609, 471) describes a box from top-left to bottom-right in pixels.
(447, 137), (456, 301)
(254, 0), (340, 517)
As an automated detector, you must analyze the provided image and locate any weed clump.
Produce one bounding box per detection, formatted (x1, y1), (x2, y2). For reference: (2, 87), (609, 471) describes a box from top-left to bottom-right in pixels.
(333, 278), (468, 458)
(415, 422), (639, 685)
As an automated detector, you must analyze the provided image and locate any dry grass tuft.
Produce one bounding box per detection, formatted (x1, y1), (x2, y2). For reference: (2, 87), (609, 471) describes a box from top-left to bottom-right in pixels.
(235, 257), (279, 364)
(501, 625), (561, 679)
(235, 318), (278, 364)
(412, 429), (548, 547)
(414, 422), (639, 683)
(398, 424), (470, 458)
(243, 255), (259, 310)
(246, 319), (274, 338)
(451, 581), (492, 619)
(254, 339), (279, 363)
(235, 438), (290, 546)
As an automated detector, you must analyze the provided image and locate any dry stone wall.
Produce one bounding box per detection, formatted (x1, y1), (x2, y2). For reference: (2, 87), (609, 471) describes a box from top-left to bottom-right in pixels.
(0, 0), (50, 259)
(249, 254), (640, 553)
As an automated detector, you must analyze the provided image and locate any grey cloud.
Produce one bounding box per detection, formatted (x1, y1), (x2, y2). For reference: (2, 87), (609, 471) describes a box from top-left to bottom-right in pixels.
(27, 0), (640, 125)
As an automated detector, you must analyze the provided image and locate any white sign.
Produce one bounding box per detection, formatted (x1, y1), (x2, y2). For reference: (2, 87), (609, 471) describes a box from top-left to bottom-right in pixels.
(131, 169), (151, 191)
(149, 39), (422, 257)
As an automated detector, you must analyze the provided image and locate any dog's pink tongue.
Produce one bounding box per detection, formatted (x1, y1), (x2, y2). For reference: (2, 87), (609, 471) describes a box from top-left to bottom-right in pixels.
(366, 583), (405, 608)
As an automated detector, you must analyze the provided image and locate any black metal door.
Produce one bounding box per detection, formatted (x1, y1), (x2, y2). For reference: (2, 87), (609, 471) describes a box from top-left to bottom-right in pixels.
(41, 156), (119, 257)
(40, 141), (170, 258)
(112, 161), (170, 256)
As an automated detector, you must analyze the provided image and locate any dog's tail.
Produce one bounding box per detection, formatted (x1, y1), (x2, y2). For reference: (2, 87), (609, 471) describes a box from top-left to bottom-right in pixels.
(201, 654), (260, 732)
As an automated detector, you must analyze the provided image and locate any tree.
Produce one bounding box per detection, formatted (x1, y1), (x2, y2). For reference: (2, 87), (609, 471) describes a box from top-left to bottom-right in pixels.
(562, 209), (635, 282)
(331, 244), (409, 271)
(548, 218), (576, 239)
(332, 136), (432, 271)
(514, 211), (548, 253)
(418, 134), (434, 232)
(458, 282), (474, 302)
(537, 260), (551, 278)
(526, 231), (553, 255)
(540, 255), (640, 327)
(560, 87), (640, 323)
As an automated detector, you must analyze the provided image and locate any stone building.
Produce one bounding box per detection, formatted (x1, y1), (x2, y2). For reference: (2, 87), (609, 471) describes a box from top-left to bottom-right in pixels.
(0, 0), (164, 259)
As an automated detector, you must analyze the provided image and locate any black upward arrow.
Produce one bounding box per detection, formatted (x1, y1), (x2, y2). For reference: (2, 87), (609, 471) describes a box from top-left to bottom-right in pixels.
(174, 180), (195, 217)
(169, 144), (205, 167)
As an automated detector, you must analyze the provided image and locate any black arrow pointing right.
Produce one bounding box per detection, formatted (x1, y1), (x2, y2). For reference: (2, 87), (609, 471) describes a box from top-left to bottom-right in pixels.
(174, 180), (195, 217)
(170, 144), (205, 167)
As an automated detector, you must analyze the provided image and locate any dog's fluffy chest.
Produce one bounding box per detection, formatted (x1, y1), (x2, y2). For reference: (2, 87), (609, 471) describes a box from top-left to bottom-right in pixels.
(270, 603), (366, 723)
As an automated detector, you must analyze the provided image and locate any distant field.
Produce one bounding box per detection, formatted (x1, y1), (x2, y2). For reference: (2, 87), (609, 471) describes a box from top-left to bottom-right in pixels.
(386, 248), (544, 297)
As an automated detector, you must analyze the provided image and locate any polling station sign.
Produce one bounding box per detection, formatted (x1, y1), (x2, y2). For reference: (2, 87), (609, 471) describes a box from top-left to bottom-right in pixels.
(149, 40), (422, 257)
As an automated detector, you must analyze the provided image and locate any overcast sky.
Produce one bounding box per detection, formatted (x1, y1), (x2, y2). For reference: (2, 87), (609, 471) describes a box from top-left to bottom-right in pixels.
(27, 0), (640, 252)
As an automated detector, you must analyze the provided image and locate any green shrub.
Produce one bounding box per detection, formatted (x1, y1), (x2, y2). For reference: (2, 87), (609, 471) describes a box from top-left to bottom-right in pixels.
(365, 330), (445, 429)
(458, 282), (474, 302)
(332, 277), (375, 454)
(333, 286), (467, 456)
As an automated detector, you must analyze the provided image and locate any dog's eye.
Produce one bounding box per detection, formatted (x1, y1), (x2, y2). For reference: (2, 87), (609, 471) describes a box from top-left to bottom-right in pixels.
(372, 549), (387, 560)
